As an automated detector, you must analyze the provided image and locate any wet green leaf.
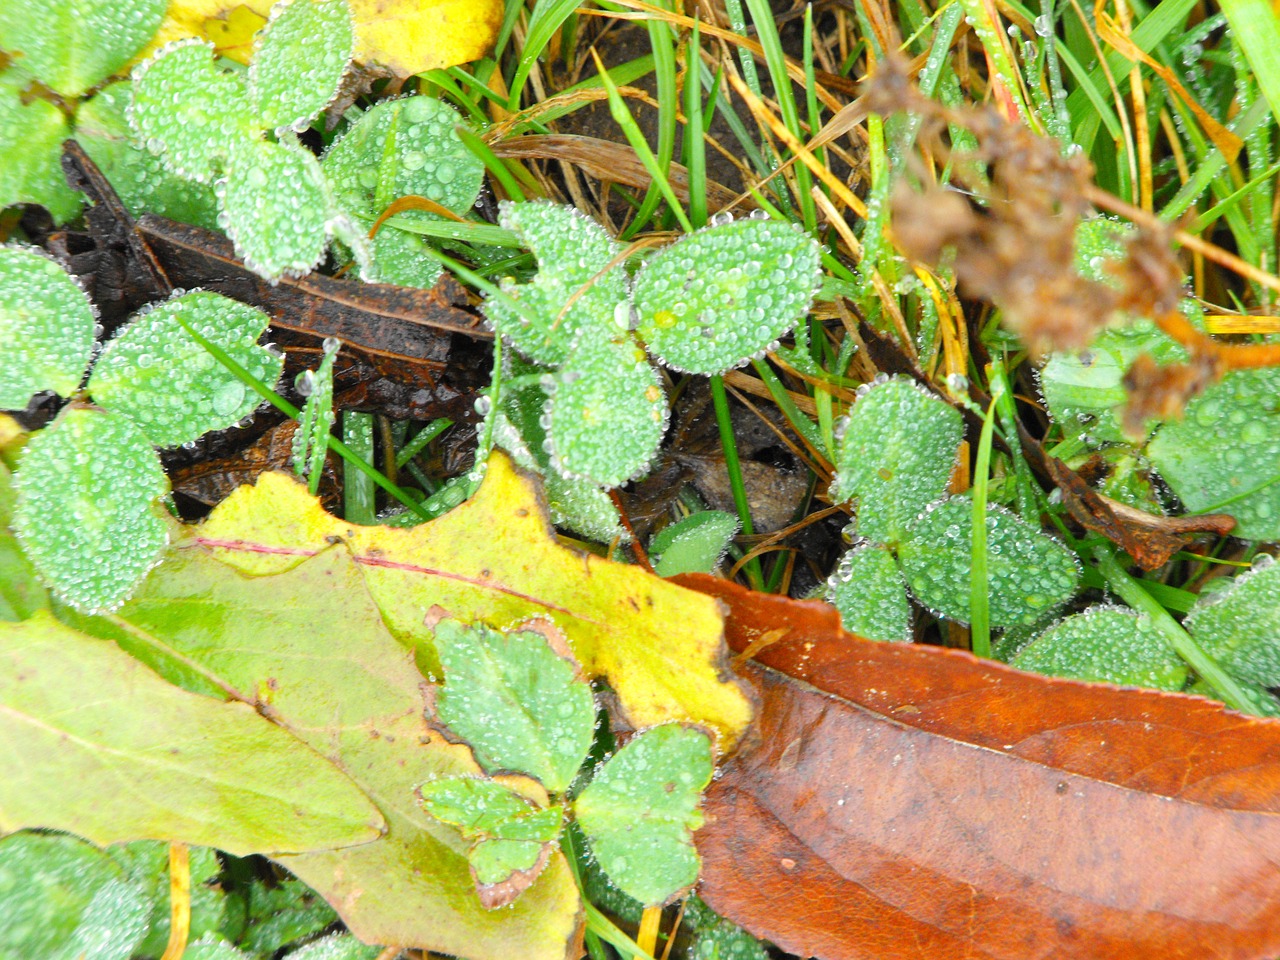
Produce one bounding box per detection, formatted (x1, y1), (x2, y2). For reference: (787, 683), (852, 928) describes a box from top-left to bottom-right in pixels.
(249, 0), (352, 133)
(1012, 606), (1187, 690)
(898, 498), (1080, 628)
(0, 246), (95, 411)
(0, 70), (80, 222)
(575, 723), (712, 906)
(826, 542), (911, 642)
(830, 377), (963, 544)
(432, 618), (596, 794)
(89, 291), (283, 448)
(1184, 558), (1280, 687)
(650, 511), (739, 578)
(0, 461), (48, 621)
(633, 218), (822, 376)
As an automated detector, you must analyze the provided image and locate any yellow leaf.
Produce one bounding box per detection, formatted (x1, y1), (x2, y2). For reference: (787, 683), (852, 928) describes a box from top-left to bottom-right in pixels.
(198, 452), (753, 749)
(139, 0), (501, 75)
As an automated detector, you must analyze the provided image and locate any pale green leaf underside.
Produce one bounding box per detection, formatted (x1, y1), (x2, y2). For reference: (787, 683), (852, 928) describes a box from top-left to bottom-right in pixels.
(250, 0), (352, 133)
(88, 291), (282, 448)
(1012, 606), (1187, 691)
(130, 40), (255, 183)
(547, 335), (667, 488)
(0, 72), (80, 223)
(827, 542), (911, 642)
(12, 408), (167, 612)
(831, 377), (963, 545)
(0, 611), (385, 852)
(1148, 368), (1280, 541)
(633, 219), (822, 376)
(1185, 559), (1280, 687)
(0, 246), (95, 410)
(898, 499), (1080, 628)
(0, 0), (166, 97)
(433, 618), (596, 795)
(575, 724), (712, 907)
(650, 511), (739, 578)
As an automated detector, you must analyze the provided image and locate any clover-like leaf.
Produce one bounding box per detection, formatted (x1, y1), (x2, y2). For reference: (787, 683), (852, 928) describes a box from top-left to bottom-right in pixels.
(363, 223), (444, 288)
(250, 0), (352, 133)
(130, 39), (255, 182)
(0, 246), (96, 410)
(219, 138), (332, 280)
(75, 81), (221, 231)
(826, 542), (911, 642)
(417, 776), (563, 909)
(649, 511), (739, 578)
(1012, 606), (1187, 691)
(897, 498), (1080, 628)
(431, 617), (596, 794)
(633, 217), (822, 375)
(1184, 558), (1280, 687)
(1147, 368), (1280, 541)
(546, 333), (667, 488)
(574, 724), (713, 907)
(88, 290), (283, 448)
(0, 69), (79, 223)
(830, 377), (963, 544)
(483, 200), (628, 366)
(12, 408), (167, 612)
(0, 0), (167, 97)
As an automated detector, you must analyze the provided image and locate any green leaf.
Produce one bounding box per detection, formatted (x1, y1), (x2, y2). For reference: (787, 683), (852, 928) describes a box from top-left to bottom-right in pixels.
(633, 217), (822, 376)
(362, 222), (444, 288)
(0, 70), (80, 222)
(897, 498), (1080, 628)
(0, 610), (386, 851)
(285, 934), (383, 960)
(1012, 606), (1188, 690)
(826, 542), (912, 642)
(75, 81), (221, 231)
(249, 0), (352, 133)
(418, 776), (563, 907)
(830, 377), (964, 544)
(104, 842), (228, 958)
(220, 139), (332, 280)
(650, 511), (739, 577)
(129, 39), (255, 183)
(431, 617), (596, 794)
(0, 461), (49, 621)
(682, 895), (768, 960)
(483, 200), (628, 366)
(88, 291), (283, 448)
(0, 0), (166, 97)
(1147, 368), (1280, 541)
(574, 723), (712, 907)
(236, 879), (339, 957)
(0, 245), (95, 410)
(12, 408), (167, 612)
(292, 338), (339, 493)
(546, 334), (667, 488)
(1184, 558), (1280, 687)
(183, 940), (254, 960)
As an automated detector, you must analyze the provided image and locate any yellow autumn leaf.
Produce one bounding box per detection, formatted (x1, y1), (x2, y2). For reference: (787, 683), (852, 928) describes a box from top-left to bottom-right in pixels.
(197, 453), (754, 749)
(139, 0), (502, 76)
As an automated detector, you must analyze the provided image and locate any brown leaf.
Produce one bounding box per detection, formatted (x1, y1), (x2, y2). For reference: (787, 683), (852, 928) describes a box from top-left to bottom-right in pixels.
(675, 574), (1280, 960)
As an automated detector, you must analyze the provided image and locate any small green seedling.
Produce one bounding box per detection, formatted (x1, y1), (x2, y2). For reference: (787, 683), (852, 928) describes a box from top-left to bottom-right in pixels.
(0, 246), (283, 612)
(648, 510), (740, 577)
(417, 615), (714, 910)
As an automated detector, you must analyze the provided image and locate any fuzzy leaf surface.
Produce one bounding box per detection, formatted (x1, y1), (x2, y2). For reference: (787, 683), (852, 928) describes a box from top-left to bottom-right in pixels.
(249, 0), (351, 132)
(12, 408), (167, 612)
(650, 511), (738, 578)
(0, 461), (47, 621)
(830, 377), (963, 544)
(575, 724), (713, 906)
(0, 71), (79, 222)
(194, 453), (752, 747)
(1012, 606), (1187, 690)
(826, 543), (911, 642)
(89, 291), (282, 448)
(633, 219), (821, 375)
(432, 618), (596, 794)
(0, 246), (95, 410)
(0, 611), (384, 852)
(1185, 560), (1280, 687)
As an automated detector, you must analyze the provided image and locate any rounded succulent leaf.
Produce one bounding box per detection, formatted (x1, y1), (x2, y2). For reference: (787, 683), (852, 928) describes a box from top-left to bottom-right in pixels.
(1147, 368), (1280, 541)
(898, 498), (1080, 628)
(0, 70), (80, 223)
(0, 0), (166, 97)
(546, 334), (667, 488)
(826, 542), (911, 642)
(0, 246), (96, 410)
(249, 0), (353, 134)
(482, 200), (628, 366)
(1012, 606), (1187, 691)
(12, 407), (168, 613)
(1184, 558), (1280, 687)
(130, 39), (255, 183)
(88, 291), (282, 448)
(633, 218), (822, 375)
(218, 138), (331, 280)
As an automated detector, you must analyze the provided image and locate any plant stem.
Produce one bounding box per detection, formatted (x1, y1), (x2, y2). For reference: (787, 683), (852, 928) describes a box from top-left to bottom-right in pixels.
(710, 375), (763, 590)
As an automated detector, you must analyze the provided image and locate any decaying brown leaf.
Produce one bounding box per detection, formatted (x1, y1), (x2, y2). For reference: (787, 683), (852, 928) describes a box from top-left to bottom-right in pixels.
(677, 574), (1280, 960)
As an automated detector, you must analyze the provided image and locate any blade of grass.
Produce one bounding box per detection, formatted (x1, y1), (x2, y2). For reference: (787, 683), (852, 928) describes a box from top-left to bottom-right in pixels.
(343, 411), (376, 524)
(683, 18), (708, 229)
(969, 395), (998, 659)
(1219, 0), (1280, 128)
(710, 375), (763, 590)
